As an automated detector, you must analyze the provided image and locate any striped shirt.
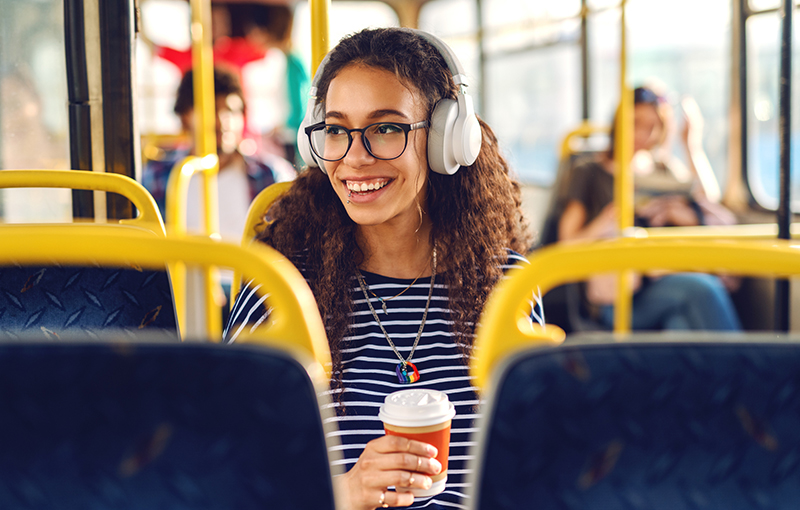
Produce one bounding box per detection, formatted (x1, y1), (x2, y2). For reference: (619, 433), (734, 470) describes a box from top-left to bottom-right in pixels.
(225, 250), (542, 510)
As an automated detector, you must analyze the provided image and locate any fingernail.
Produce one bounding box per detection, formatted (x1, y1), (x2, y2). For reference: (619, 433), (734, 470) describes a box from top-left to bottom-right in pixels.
(424, 476), (433, 489)
(431, 459), (442, 474)
(426, 445), (438, 457)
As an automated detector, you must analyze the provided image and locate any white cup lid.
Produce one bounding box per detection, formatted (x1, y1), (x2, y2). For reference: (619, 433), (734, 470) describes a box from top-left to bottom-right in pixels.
(379, 389), (456, 428)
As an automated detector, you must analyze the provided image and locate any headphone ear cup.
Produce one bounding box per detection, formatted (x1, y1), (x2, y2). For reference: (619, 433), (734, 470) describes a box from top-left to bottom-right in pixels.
(427, 99), (460, 175)
(452, 94), (482, 167)
(427, 96), (482, 175)
(297, 97), (323, 171)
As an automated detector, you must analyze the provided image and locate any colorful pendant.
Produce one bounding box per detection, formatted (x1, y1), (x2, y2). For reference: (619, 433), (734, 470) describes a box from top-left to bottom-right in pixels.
(396, 362), (420, 384)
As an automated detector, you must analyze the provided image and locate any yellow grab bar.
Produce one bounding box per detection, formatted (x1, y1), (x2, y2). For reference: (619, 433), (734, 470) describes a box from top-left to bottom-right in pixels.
(559, 122), (609, 160)
(0, 224), (330, 381)
(0, 170), (164, 235)
(164, 154), (222, 337)
(472, 237), (800, 390)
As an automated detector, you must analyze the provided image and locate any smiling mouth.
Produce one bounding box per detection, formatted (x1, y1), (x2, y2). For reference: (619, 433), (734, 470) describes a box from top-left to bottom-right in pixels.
(346, 179), (391, 194)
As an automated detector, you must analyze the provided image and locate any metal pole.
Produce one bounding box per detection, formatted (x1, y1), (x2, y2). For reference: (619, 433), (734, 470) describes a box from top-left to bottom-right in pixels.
(476, 0), (487, 115)
(775, 0), (792, 331)
(580, 0), (590, 120)
(64, 0), (95, 219)
(310, 0), (330, 76)
(99, 0), (136, 220)
(613, 0), (633, 333)
(739, 0), (750, 197)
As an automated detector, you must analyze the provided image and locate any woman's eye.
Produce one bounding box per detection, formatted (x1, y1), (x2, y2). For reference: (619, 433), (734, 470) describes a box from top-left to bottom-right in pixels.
(325, 125), (346, 136)
(375, 124), (402, 135)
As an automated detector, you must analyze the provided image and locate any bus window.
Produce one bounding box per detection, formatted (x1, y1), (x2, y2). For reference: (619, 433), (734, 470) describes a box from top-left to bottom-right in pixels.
(744, 6), (800, 210)
(423, 0), (582, 186)
(749, 0), (781, 9)
(0, 0), (71, 222)
(591, 0), (731, 192)
(137, 0), (190, 136)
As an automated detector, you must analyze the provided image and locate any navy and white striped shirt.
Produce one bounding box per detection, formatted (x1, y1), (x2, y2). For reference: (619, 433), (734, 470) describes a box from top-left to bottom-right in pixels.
(225, 250), (542, 510)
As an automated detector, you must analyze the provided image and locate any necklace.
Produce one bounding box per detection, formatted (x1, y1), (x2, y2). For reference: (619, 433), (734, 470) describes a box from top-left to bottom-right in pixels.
(355, 247), (437, 384)
(365, 253), (432, 315)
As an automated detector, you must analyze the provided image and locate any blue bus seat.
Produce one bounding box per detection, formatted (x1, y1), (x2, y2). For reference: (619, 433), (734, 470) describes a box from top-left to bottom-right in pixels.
(0, 264), (178, 338)
(470, 334), (800, 510)
(0, 340), (337, 510)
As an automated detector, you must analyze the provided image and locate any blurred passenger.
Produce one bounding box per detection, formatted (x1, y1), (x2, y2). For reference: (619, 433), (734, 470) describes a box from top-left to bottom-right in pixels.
(142, 66), (295, 242)
(243, 4), (309, 168)
(557, 85), (741, 331)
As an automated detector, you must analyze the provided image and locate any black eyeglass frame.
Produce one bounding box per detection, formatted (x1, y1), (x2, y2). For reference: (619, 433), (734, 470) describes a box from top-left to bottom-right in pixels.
(304, 120), (430, 162)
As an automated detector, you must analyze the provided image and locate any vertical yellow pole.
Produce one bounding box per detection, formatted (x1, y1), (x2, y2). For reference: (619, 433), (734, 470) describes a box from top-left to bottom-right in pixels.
(190, 0), (222, 339)
(614, 0), (634, 333)
(310, 0), (331, 75)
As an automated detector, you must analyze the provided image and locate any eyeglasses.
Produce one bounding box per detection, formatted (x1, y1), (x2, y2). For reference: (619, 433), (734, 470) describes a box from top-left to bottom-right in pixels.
(305, 120), (429, 162)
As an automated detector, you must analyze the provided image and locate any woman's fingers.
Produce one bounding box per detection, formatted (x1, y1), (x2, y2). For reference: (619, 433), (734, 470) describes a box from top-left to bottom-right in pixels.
(372, 435), (438, 459)
(339, 435), (443, 510)
(378, 489), (415, 508)
(360, 450), (442, 477)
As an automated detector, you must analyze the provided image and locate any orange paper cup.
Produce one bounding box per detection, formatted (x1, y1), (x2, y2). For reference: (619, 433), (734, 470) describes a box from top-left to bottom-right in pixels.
(379, 389), (456, 497)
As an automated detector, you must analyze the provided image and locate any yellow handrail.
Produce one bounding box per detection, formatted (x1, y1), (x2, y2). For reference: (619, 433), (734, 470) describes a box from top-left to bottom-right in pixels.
(559, 122), (609, 160)
(231, 181), (293, 306)
(0, 224), (331, 381)
(165, 155), (221, 336)
(0, 170), (164, 235)
(614, 0), (634, 333)
(472, 237), (800, 390)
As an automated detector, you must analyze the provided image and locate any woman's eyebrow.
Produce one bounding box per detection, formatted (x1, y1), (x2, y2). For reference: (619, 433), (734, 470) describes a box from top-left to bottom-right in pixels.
(367, 109), (409, 120)
(324, 109), (410, 121)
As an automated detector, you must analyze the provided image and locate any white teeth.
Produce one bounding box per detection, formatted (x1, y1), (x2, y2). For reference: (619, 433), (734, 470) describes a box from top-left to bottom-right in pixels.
(347, 180), (387, 192)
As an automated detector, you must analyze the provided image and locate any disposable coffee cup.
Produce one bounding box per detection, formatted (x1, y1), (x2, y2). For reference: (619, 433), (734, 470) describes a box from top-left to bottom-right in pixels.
(378, 389), (456, 497)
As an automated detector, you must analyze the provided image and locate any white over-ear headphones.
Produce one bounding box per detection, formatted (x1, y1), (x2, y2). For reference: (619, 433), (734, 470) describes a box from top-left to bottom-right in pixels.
(296, 28), (482, 175)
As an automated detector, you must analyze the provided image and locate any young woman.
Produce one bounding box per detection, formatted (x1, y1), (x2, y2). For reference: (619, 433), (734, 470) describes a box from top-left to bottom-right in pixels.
(557, 85), (741, 330)
(225, 28), (537, 510)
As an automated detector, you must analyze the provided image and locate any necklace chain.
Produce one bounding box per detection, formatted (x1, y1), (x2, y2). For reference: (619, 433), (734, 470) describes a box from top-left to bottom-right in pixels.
(355, 247), (437, 368)
(366, 253), (432, 314)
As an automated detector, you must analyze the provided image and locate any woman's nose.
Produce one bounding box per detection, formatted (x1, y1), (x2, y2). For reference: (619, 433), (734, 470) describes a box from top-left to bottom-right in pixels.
(343, 131), (375, 165)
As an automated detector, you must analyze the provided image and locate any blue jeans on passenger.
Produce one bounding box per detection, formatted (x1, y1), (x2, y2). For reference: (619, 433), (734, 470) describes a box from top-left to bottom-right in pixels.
(599, 273), (742, 331)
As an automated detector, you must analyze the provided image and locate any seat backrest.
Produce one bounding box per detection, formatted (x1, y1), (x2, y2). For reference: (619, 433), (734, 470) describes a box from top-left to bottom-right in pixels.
(536, 122), (608, 249)
(0, 340), (337, 510)
(0, 224), (331, 373)
(230, 181), (293, 306)
(0, 264), (178, 337)
(470, 335), (800, 510)
(0, 170), (179, 338)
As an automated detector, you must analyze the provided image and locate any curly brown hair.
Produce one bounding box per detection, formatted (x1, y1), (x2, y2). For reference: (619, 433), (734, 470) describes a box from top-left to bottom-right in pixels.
(257, 28), (531, 382)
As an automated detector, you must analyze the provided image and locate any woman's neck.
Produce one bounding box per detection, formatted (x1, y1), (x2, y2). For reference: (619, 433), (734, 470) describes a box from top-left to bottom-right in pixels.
(356, 220), (434, 279)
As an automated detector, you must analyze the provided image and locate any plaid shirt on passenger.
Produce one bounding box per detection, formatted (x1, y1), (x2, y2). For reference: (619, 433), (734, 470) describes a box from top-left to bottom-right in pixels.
(142, 148), (285, 221)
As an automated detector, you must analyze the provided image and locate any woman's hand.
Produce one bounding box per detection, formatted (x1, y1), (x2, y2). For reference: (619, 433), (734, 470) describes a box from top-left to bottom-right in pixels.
(335, 435), (442, 510)
(636, 195), (699, 227)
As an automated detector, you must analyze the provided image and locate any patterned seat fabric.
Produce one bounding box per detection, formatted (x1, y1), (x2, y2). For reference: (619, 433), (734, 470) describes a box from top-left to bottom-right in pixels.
(474, 340), (800, 510)
(0, 265), (178, 337)
(0, 342), (335, 510)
